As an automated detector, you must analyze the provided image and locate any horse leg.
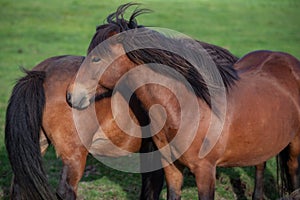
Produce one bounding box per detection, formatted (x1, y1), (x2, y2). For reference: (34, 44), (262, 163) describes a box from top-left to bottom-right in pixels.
(40, 129), (88, 199)
(252, 162), (266, 200)
(48, 125), (89, 199)
(163, 160), (184, 200)
(287, 133), (300, 189)
(191, 160), (216, 200)
(288, 154), (299, 191)
(278, 133), (300, 194)
(56, 146), (88, 200)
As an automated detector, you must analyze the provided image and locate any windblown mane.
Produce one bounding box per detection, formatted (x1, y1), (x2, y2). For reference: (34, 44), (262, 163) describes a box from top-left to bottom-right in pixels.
(88, 3), (239, 107)
(87, 3), (150, 53)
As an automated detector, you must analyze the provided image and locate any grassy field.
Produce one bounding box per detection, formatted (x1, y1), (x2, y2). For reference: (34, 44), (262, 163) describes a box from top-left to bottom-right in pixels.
(0, 0), (299, 199)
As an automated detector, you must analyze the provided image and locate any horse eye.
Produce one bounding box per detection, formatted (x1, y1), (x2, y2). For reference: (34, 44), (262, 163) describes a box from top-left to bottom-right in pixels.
(92, 57), (101, 63)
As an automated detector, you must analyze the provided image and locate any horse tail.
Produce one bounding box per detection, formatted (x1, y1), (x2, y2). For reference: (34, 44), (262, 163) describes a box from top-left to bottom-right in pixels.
(277, 145), (294, 196)
(127, 92), (164, 200)
(5, 69), (56, 200)
(139, 138), (164, 200)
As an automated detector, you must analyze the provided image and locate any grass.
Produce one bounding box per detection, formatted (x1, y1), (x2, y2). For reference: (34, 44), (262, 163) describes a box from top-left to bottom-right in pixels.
(0, 0), (299, 199)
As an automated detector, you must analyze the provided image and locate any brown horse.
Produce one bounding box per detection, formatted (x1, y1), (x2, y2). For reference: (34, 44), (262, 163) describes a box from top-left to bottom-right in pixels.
(66, 6), (300, 200)
(5, 34), (238, 199)
(5, 55), (165, 200)
(4, 5), (241, 200)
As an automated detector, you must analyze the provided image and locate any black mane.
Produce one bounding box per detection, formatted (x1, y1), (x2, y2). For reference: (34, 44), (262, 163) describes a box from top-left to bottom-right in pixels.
(87, 3), (151, 53)
(88, 3), (239, 107)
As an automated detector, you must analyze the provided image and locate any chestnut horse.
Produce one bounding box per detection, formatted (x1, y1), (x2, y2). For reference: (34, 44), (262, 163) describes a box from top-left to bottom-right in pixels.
(5, 55), (165, 200)
(4, 6), (241, 200)
(66, 6), (300, 200)
(5, 35), (238, 199)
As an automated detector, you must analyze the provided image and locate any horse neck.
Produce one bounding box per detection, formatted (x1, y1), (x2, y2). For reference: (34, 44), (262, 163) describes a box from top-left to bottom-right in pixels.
(125, 65), (207, 130)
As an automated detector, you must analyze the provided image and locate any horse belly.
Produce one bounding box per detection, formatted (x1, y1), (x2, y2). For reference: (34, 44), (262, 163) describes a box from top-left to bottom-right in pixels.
(217, 78), (300, 167)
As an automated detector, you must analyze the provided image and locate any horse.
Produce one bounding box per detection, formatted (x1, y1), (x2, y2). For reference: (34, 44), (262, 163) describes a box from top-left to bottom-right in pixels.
(5, 10), (241, 199)
(5, 55), (165, 200)
(66, 4), (300, 200)
(5, 35), (238, 199)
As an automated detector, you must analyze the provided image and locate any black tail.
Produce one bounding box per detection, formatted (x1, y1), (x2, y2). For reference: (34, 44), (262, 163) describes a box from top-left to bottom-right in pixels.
(126, 89), (164, 200)
(277, 145), (294, 196)
(139, 138), (164, 200)
(5, 69), (56, 199)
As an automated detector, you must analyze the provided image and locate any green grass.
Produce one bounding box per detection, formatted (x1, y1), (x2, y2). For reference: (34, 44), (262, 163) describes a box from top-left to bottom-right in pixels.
(0, 0), (299, 199)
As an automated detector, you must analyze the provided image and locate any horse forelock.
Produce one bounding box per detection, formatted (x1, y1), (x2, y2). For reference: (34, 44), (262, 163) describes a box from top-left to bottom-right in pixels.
(87, 3), (150, 54)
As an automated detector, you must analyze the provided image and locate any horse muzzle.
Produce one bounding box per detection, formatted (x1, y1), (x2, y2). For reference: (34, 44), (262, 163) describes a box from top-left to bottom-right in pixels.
(66, 84), (92, 110)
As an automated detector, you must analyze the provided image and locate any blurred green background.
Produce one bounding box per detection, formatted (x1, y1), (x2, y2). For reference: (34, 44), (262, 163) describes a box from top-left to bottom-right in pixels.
(0, 0), (299, 199)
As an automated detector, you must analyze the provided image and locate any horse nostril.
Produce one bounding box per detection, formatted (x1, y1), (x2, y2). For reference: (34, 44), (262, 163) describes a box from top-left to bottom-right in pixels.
(66, 92), (72, 103)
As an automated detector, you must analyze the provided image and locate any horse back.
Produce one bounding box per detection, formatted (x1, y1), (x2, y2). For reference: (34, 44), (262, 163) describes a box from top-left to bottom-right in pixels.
(33, 56), (84, 101)
(235, 50), (300, 93)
